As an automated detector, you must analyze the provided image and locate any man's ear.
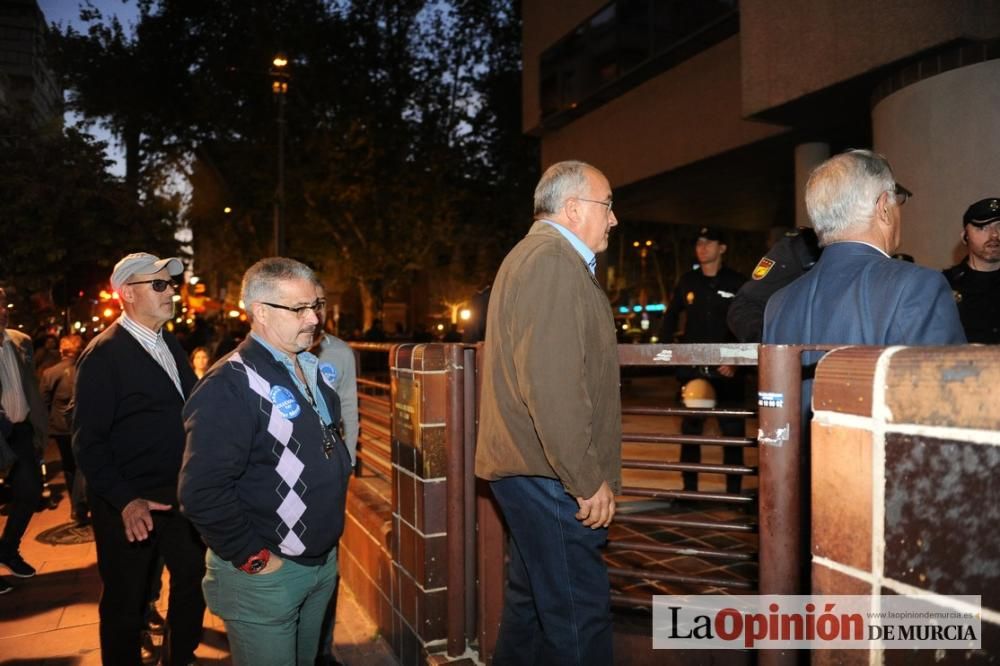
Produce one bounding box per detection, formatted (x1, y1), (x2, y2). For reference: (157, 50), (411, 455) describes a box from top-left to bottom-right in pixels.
(118, 285), (134, 304)
(719, 243), (727, 256)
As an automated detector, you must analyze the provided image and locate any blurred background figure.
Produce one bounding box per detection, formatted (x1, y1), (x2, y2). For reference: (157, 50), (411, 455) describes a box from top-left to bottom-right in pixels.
(41, 334), (87, 525)
(190, 347), (211, 380)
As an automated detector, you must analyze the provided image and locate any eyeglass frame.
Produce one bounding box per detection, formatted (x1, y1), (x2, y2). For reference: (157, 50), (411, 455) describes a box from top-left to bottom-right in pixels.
(573, 197), (614, 214)
(877, 183), (912, 207)
(261, 300), (324, 319)
(125, 279), (179, 293)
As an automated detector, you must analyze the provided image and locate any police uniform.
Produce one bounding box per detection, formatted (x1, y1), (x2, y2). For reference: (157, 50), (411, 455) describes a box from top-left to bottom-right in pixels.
(659, 230), (747, 493)
(943, 263), (1000, 343)
(726, 227), (820, 343)
(943, 197), (1000, 344)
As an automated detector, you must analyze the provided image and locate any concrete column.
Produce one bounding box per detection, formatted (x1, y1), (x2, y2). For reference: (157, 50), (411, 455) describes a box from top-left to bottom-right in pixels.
(873, 59), (1000, 269)
(793, 142), (830, 228)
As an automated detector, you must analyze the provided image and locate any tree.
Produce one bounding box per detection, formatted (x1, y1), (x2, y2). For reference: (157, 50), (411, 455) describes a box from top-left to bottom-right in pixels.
(0, 118), (181, 325)
(50, 0), (538, 329)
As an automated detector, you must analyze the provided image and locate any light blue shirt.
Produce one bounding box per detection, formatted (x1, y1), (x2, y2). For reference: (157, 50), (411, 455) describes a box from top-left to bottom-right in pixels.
(541, 219), (596, 274)
(251, 332), (332, 426)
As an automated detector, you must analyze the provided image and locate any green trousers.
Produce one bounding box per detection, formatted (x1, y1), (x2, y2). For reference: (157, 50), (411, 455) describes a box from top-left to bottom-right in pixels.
(203, 547), (338, 666)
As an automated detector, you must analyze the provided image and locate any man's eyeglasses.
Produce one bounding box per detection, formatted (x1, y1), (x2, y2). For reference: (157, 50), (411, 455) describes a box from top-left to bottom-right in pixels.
(126, 279), (179, 293)
(878, 183), (912, 207)
(262, 300), (323, 319)
(575, 197), (614, 214)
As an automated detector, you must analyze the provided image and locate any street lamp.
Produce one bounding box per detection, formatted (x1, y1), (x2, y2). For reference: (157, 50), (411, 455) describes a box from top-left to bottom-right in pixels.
(270, 52), (290, 256)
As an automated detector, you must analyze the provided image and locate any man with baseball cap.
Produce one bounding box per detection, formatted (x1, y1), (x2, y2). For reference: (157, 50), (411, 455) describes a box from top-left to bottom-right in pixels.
(74, 252), (205, 665)
(944, 197), (1000, 343)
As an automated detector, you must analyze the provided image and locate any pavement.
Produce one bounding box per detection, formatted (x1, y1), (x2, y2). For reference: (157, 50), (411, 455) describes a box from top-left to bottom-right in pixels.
(0, 445), (397, 665)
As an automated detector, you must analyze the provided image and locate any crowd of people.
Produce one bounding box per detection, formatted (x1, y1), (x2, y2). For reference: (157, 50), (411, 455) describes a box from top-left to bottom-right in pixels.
(0, 149), (995, 665)
(0, 254), (359, 666)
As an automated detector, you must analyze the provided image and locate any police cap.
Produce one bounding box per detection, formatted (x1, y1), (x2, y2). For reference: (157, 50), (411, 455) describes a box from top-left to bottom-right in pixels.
(963, 197), (1000, 227)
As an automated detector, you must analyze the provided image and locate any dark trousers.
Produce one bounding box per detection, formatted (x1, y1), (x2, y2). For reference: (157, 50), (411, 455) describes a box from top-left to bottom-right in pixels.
(91, 493), (206, 666)
(490, 476), (612, 666)
(52, 435), (87, 516)
(0, 422), (42, 558)
(679, 374), (745, 493)
(680, 416), (745, 493)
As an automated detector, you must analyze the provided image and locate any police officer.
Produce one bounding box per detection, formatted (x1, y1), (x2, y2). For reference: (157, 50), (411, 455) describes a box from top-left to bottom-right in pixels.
(659, 227), (747, 493)
(943, 197), (1000, 343)
(726, 227), (820, 343)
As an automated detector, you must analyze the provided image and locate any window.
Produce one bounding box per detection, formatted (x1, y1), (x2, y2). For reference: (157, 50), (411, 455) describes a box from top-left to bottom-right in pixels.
(539, 0), (738, 121)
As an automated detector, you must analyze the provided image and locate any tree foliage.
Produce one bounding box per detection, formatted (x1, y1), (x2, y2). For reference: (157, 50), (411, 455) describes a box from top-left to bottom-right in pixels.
(49, 0), (537, 327)
(0, 119), (180, 312)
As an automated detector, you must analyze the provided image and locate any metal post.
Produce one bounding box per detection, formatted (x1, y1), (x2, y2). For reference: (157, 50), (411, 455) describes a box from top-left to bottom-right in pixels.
(758, 344), (804, 666)
(273, 91), (286, 256)
(446, 344), (465, 657)
(463, 347), (478, 642)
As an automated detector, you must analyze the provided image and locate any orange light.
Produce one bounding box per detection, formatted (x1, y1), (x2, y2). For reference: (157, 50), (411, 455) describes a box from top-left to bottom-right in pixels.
(102, 308), (114, 318)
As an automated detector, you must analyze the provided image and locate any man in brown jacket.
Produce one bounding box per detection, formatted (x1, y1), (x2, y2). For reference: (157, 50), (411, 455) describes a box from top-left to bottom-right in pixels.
(476, 160), (622, 665)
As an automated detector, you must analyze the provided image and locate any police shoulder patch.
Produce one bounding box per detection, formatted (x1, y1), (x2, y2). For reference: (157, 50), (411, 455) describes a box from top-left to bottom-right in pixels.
(752, 258), (775, 280)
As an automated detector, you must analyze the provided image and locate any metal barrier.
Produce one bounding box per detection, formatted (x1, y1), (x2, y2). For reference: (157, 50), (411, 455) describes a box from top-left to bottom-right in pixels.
(349, 342), (394, 481)
(341, 341), (821, 665)
(612, 343), (761, 608)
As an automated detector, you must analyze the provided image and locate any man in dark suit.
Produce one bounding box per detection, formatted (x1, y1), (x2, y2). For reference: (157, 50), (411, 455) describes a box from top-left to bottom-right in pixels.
(764, 149), (965, 347)
(0, 287), (49, 595)
(74, 253), (205, 666)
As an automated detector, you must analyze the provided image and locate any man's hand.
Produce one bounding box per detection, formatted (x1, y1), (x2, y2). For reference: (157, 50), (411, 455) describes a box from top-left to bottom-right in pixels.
(121, 498), (172, 542)
(717, 364), (736, 378)
(575, 481), (615, 529)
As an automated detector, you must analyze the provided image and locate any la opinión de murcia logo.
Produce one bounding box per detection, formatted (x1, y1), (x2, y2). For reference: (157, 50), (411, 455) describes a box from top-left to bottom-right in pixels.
(652, 595), (983, 650)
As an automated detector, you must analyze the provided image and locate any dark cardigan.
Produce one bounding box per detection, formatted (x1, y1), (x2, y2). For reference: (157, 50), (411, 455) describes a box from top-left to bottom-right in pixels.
(73, 321), (197, 510)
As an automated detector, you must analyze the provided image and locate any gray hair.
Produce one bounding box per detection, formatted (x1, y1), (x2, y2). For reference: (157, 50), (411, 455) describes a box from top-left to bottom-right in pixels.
(241, 257), (317, 320)
(533, 160), (594, 217)
(805, 149), (897, 246)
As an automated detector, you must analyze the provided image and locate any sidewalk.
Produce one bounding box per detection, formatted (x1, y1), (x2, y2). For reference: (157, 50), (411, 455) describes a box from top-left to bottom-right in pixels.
(0, 448), (397, 665)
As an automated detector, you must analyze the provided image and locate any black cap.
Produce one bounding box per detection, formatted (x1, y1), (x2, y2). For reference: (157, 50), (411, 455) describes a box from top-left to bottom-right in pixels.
(963, 198), (1000, 227)
(696, 226), (724, 243)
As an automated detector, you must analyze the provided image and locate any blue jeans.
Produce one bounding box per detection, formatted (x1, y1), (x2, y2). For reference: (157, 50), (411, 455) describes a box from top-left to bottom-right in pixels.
(203, 547), (338, 666)
(490, 476), (613, 665)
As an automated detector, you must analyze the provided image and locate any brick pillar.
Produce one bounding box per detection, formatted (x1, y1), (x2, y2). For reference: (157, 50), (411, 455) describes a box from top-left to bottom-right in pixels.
(391, 344), (451, 665)
(810, 346), (1000, 664)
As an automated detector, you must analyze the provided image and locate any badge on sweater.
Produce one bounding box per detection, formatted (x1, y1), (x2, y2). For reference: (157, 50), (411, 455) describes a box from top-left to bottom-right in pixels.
(319, 362), (339, 389)
(269, 385), (301, 419)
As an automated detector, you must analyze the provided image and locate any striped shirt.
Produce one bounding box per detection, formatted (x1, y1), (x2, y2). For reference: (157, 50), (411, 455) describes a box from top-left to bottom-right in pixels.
(0, 331), (30, 423)
(118, 314), (184, 396)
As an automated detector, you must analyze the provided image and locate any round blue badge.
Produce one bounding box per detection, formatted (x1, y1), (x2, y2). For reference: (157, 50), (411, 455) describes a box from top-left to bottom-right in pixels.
(319, 363), (339, 389)
(269, 385), (301, 419)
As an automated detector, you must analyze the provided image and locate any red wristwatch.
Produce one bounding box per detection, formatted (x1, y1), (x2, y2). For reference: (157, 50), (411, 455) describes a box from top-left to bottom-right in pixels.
(238, 548), (270, 574)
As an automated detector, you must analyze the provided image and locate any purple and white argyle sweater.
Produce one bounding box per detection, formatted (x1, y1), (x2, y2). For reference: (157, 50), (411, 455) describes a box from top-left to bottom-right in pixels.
(179, 336), (351, 568)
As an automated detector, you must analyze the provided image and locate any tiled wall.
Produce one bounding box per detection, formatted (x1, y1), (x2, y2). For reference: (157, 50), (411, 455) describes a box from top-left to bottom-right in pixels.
(390, 345), (453, 665)
(811, 346), (999, 665)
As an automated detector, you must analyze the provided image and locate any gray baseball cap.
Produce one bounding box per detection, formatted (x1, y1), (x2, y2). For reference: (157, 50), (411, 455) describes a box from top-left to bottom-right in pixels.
(110, 253), (183, 291)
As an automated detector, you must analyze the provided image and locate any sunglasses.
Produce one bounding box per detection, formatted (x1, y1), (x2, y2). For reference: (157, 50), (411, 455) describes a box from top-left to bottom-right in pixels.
(126, 279), (179, 293)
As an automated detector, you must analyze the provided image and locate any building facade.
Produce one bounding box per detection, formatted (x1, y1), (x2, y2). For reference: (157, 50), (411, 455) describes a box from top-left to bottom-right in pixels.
(0, 0), (61, 127)
(522, 0), (1000, 270)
